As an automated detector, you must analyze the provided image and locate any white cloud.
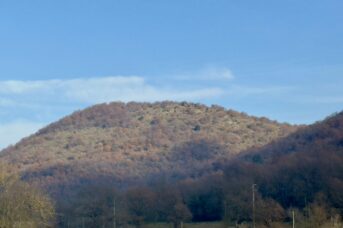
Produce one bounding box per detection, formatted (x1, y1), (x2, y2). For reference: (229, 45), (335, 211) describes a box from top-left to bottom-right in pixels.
(174, 66), (235, 81)
(0, 76), (224, 104)
(65, 78), (224, 103)
(0, 120), (45, 150)
(0, 80), (59, 94)
(198, 66), (234, 80)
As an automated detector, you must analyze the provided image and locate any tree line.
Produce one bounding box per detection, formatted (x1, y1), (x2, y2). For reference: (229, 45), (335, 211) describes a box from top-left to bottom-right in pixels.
(57, 144), (343, 228)
(0, 162), (55, 227)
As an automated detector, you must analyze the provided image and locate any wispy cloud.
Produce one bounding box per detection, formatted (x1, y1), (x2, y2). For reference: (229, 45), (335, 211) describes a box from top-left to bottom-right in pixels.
(63, 77), (225, 103)
(0, 120), (45, 149)
(174, 66), (235, 81)
(0, 76), (224, 104)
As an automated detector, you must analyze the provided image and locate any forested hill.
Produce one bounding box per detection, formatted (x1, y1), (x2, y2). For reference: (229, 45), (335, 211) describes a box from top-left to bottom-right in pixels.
(241, 111), (343, 163)
(222, 111), (343, 218)
(2, 102), (342, 227)
(0, 101), (297, 194)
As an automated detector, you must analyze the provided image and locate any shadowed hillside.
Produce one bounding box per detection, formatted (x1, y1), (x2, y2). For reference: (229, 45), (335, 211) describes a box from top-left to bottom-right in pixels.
(241, 111), (343, 163)
(52, 110), (343, 227)
(0, 101), (297, 196)
(236, 111), (343, 207)
(2, 103), (343, 227)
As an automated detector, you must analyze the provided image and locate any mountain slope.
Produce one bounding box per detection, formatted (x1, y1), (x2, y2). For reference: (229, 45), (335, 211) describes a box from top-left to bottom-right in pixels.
(241, 111), (343, 163)
(233, 111), (343, 210)
(0, 101), (297, 194)
(52, 109), (342, 226)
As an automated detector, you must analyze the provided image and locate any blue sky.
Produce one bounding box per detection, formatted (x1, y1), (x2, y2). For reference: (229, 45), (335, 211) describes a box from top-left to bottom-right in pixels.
(0, 0), (343, 149)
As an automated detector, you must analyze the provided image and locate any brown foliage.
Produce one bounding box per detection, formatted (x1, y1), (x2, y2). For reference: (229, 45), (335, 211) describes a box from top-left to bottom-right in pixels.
(0, 102), (297, 196)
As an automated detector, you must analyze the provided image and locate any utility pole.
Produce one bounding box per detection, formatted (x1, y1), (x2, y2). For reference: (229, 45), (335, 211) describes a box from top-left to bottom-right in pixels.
(252, 184), (256, 228)
(1, 164), (4, 181)
(224, 200), (227, 221)
(113, 198), (116, 228)
(292, 209), (295, 228)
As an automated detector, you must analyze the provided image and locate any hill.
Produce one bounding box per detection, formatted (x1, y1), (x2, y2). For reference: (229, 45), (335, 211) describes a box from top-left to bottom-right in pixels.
(220, 111), (343, 219)
(241, 111), (343, 163)
(0, 101), (297, 196)
(55, 110), (343, 227)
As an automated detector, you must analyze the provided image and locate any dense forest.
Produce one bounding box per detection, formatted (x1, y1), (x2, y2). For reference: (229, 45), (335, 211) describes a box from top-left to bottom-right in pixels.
(0, 102), (342, 227)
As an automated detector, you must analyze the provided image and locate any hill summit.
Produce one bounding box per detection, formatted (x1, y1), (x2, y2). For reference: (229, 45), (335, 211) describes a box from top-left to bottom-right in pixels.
(0, 101), (297, 194)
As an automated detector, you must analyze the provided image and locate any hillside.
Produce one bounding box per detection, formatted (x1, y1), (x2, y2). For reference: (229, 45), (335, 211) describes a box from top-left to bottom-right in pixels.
(226, 111), (343, 214)
(58, 110), (343, 227)
(0, 102), (297, 195)
(241, 111), (343, 163)
(51, 109), (343, 227)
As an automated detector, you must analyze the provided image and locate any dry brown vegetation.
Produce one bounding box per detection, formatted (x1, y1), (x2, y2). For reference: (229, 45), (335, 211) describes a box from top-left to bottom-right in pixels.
(1, 102), (343, 227)
(0, 162), (55, 227)
(0, 102), (297, 195)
